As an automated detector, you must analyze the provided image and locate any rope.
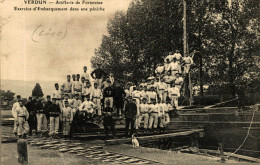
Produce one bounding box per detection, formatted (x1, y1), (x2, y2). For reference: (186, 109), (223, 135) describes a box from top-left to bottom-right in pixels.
(227, 108), (257, 158)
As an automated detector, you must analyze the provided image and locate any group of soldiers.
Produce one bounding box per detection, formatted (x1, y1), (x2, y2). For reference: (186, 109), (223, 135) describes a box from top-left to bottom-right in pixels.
(12, 50), (193, 139)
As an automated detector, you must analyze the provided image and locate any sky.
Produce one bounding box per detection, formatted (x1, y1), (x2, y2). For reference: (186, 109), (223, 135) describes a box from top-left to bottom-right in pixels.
(1, 0), (132, 82)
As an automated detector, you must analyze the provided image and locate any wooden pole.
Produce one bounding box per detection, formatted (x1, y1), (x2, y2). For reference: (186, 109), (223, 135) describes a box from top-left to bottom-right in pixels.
(17, 139), (28, 164)
(183, 0), (187, 57)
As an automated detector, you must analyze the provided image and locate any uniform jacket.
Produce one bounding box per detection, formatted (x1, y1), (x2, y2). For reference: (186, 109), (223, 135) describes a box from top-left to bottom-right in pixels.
(125, 102), (137, 119)
(61, 106), (73, 122)
(47, 104), (61, 117)
(35, 101), (44, 114)
(14, 106), (29, 120)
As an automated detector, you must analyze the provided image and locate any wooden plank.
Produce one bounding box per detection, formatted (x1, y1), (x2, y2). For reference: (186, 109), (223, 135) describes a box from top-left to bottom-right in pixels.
(105, 129), (203, 145)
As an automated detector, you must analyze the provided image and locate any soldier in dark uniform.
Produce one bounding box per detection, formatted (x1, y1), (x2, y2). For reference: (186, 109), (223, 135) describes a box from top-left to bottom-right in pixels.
(91, 66), (107, 89)
(103, 79), (114, 109)
(43, 95), (52, 124)
(113, 81), (126, 117)
(24, 96), (37, 136)
(103, 100), (116, 139)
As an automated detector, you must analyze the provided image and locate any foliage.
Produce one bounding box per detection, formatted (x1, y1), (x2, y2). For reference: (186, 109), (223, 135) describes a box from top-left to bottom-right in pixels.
(32, 83), (44, 97)
(0, 90), (15, 101)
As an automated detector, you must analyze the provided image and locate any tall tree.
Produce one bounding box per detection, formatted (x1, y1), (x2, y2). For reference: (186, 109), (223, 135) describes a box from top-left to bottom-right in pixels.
(32, 83), (44, 97)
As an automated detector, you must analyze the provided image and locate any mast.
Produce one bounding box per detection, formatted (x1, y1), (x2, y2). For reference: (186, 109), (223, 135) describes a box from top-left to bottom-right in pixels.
(183, 0), (193, 106)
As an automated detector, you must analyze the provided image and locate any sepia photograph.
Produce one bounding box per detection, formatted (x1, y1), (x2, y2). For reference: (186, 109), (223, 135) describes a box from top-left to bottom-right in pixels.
(1, 0), (259, 164)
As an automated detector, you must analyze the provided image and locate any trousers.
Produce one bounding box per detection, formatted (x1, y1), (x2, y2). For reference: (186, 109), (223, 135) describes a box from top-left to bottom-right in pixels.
(159, 115), (165, 128)
(62, 121), (71, 136)
(149, 113), (158, 129)
(92, 98), (101, 115)
(170, 96), (179, 108)
(125, 118), (135, 136)
(137, 113), (149, 129)
(36, 114), (47, 132)
(49, 116), (59, 135)
(17, 117), (29, 136)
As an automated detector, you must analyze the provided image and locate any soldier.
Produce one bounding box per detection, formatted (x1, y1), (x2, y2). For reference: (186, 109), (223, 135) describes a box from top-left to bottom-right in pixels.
(71, 94), (82, 116)
(62, 94), (72, 107)
(173, 50), (182, 64)
(124, 96), (137, 137)
(113, 81), (126, 117)
(61, 100), (73, 138)
(83, 81), (92, 101)
(109, 73), (115, 86)
(155, 65), (165, 77)
(43, 95), (52, 130)
(132, 85), (141, 111)
(137, 98), (149, 133)
(164, 52), (175, 63)
(147, 86), (158, 104)
(139, 80), (147, 89)
(61, 75), (73, 99)
(175, 73), (184, 92)
(103, 79), (114, 109)
(168, 83), (180, 108)
(164, 71), (176, 88)
(148, 99), (159, 132)
(156, 78), (168, 103)
(168, 57), (181, 77)
(24, 96), (37, 136)
(35, 97), (46, 135)
(47, 98), (61, 138)
(91, 65), (107, 89)
(140, 84), (148, 101)
(182, 53), (193, 74)
(90, 82), (103, 116)
(14, 99), (29, 138)
(157, 98), (165, 133)
(79, 95), (96, 118)
(81, 66), (90, 81)
(73, 74), (82, 98)
(164, 97), (173, 125)
(103, 100), (116, 139)
(53, 83), (62, 100)
(12, 95), (21, 135)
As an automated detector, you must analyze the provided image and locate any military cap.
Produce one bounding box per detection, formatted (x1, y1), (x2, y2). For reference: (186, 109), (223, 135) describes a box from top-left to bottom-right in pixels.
(67, 75), (71, 77)
(47, 95), (51, 98)
(64, 93), (68, 96)
(76, 74), (80, 76)
(84, 66), (87, 68)
(64, 100), (69, 103)
(72, 74), (76, 76)
(52, 97), (57, 100)
(74, 93), (79, 96)
(17, 95), (21, 98)
(55, 83), (58, 85)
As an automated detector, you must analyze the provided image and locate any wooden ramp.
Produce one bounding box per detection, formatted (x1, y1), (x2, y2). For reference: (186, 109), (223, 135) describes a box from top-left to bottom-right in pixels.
(105, 129), (204, 145)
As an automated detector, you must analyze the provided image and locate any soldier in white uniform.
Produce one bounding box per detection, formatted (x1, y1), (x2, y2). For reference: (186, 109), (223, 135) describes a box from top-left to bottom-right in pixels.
(156, 79), (168, 103)
(168, 83), (180, 108)
(52, 83), (62, 106)
(168, 58), (181, 77)
(90, 82), (103, 116)
(173, 50), (182, 64)
(73, 74), (82, 98)
(132, 86), (142, 110)
(71, 94), (82, 116)
(137, 98), (149, 133)
(79, 95), (96, 118)
(182, 53), (194, 74)
(12, 95), (21, 135)
(14, 99), (29, 138)
(61, 101), (73, 138)
(61, 75), (73, 99)
(175, 73), (184, 92)
(148, 99), (159, 132)
(81, 66), (90, 81)
(164, 52), (175, 63)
